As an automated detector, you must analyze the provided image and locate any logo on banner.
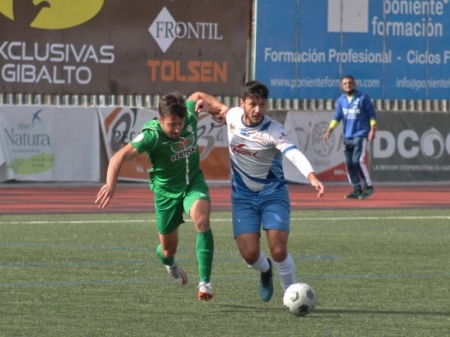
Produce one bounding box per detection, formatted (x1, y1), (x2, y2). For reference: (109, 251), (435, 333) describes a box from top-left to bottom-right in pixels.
(104, 107), (140, 152)
(31, 109), (43, 128)
(0, 1), (113, 86)
(374, 128), (450, 159)
(0, 0), (104, 29)
(312, 122), (335, 157)
(146, 6), (227, 83)
(148, 7), (223, 53)
(4, 109), (54, 174)
(328, 0), (369, 33)
(196, 114), (226, 160)
(328, 0), (446, 37)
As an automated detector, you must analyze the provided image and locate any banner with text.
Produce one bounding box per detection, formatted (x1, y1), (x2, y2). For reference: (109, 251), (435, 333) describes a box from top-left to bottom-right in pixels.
(0, 0), (248, 96)
(0, 106), (100, 182)
(97, 107), (230, 182)
(371, 111), (450, 181)
(255, 0), (450, 100)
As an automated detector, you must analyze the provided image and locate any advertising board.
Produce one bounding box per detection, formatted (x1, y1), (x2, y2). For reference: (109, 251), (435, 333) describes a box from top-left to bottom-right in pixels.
(255, 0), (450, 100)
(0, 0), (248, 96)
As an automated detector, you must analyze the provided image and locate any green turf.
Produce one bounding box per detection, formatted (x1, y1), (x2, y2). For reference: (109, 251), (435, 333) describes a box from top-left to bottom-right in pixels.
(0, 209), (449, 336)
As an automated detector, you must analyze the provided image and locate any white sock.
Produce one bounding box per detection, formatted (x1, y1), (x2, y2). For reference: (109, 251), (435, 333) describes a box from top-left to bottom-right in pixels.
(273, 253), (296, 292)
(247, 251), (270, 273)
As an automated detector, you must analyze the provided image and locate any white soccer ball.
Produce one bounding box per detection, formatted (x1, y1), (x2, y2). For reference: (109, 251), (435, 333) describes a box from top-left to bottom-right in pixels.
(283, 282), (317, 316)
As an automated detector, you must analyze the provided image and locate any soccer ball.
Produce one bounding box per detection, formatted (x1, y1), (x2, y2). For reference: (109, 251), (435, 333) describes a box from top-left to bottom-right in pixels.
(283, 282), (317, 316)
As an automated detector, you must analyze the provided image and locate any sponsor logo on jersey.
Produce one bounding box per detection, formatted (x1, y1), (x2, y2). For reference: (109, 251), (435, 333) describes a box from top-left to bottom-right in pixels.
(177, 137), (191, 148)
(276, 132), (289, 144)
(230, 144), (259, 158)
(171, 146), (196, 161)
(250, 133), (265, 143)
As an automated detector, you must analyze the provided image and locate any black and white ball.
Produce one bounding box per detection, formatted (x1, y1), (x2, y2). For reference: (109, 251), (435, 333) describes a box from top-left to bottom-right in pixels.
(283, 283), (317, 316)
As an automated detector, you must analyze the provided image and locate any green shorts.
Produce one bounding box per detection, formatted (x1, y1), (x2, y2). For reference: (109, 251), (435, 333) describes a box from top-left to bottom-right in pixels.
(154, 177), (210, 235)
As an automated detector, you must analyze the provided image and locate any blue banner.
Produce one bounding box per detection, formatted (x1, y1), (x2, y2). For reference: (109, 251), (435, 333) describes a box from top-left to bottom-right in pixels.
(255, 0), (450, 100)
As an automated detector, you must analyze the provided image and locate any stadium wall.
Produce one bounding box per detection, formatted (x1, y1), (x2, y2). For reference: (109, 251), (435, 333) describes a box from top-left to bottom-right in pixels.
(1, 1), (450, 111)
(1, 107), (449, 183)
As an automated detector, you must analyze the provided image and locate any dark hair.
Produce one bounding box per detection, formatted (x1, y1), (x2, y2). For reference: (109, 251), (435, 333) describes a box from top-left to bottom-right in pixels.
(159, 91), (187, 119)
(241, 80), (269, 100)
(341, 75), (355, 83)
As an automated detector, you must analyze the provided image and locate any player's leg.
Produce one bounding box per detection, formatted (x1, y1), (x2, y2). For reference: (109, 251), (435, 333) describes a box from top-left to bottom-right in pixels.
(235, 232), (263, 263)
(189, 199), (214, 279)
(343, 138), (363, 198)
(232, 191), (264, 264)
(232, 190), (273, 301)
(266, 230), (295, 292)
(354, 137), (375, 198)
(261, 187), (295, 293)
(157, 230), (187, 285)
(235, 232), (273, 302)
(154, 194), (188, 285)
(185, 178), (214, 300)
(188, 198), (214, 300)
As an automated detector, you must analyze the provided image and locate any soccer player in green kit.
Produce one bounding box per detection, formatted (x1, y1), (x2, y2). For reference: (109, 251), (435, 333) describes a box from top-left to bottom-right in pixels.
(95, 91), (229, 300)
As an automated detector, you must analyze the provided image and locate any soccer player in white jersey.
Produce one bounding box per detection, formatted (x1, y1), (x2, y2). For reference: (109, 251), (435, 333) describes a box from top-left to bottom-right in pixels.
(215, 80), (324, 302)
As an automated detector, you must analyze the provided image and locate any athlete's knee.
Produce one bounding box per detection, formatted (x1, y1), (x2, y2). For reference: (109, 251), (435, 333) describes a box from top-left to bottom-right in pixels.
(193, 214), (211, 232)
(195, 222), (211, 232)
(242, 251), (260, 264)
(270, 246), (288, 263)
(159, 245), (177, 258)
(237, 242), (260, 264)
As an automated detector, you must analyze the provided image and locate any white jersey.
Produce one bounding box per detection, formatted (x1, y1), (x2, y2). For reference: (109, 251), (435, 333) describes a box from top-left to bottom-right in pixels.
(226, 107), (314, 194)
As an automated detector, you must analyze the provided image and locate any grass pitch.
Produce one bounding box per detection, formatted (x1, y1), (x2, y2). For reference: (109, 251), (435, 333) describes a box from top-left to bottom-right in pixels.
(0, 209), (449, 336)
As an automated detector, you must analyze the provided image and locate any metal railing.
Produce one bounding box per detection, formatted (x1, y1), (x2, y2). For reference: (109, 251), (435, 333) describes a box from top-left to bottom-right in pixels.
(0, 93), (449, 112)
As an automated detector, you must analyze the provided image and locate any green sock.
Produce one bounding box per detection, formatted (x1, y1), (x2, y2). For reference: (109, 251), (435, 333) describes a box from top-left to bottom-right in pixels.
(196, 229), (214, 283)
(155, 244), (174, 266)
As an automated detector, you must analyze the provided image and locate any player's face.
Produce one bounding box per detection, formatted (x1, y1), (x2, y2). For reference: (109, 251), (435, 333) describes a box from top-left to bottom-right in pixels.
(240, 96), (267, 126)
(341, 78), (356, 93)
(158, 114), (185, 139)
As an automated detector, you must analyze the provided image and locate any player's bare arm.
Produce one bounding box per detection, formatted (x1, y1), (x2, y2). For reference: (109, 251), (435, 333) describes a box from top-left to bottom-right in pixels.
(368, 126), (377, 142)
(188, 92), (229, 126)
(95, 143), (140, 208)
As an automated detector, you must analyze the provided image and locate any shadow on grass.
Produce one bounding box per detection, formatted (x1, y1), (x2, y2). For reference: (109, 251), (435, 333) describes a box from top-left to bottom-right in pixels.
(217, 304), (288, 312)
(216, 305), (450, 317)
(303, 309), (450, 317)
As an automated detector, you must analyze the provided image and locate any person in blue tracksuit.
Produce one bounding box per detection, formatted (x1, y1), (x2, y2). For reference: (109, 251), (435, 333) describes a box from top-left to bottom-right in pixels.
(323, 75), (377, 199)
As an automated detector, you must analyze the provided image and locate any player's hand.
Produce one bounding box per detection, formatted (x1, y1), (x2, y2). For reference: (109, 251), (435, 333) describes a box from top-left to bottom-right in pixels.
(307, 172), (324, 198)
(323, 130), (331, 143)
(368, 128), (376, 142)
(211, 105), (229, 127)
(95, 183), (115, 208)
(195, 99), (209, 113)
(312, 181), (324, 198)
(309, 179), (324, 198)
(211, 112), (226, 127)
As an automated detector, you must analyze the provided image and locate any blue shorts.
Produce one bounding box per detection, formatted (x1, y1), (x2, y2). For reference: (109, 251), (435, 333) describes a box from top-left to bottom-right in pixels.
(231, 186), (291, 237)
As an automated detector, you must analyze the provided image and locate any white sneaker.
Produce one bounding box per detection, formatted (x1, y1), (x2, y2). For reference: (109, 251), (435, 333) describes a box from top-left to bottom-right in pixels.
(165, 263), (188, 285)
(197, 282), (213, 301)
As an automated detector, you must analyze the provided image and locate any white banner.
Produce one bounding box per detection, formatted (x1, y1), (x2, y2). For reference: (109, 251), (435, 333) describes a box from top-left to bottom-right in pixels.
(97, 107), (230, 182)
(282, 111), (347, 183)
(97, 107), (158, 181)
(0, 106), (100, 182)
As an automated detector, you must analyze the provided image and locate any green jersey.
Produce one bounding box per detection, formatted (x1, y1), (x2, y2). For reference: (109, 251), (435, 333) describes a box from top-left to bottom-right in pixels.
(130, 100), (204, 198)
